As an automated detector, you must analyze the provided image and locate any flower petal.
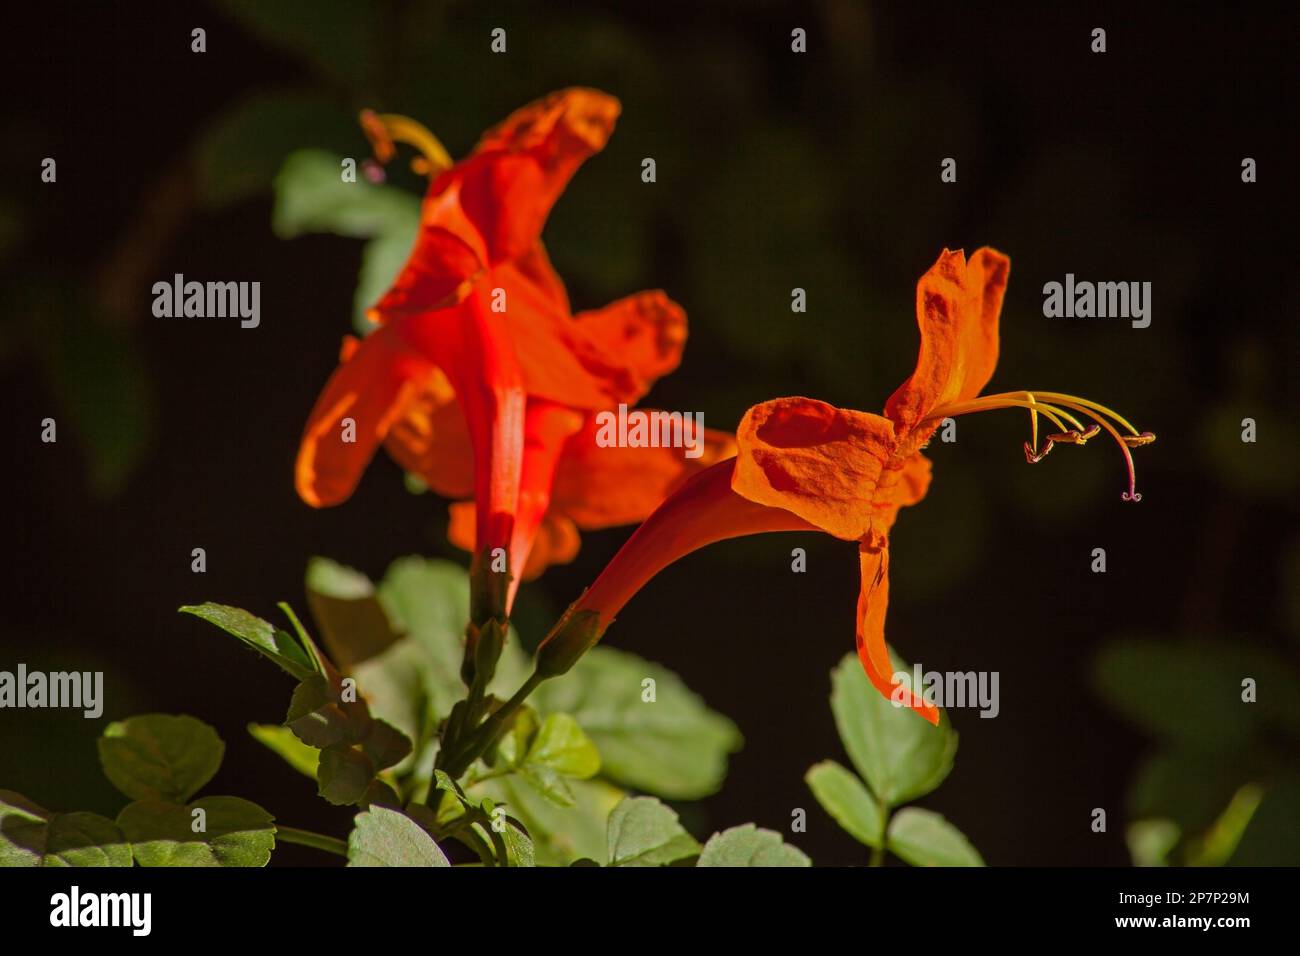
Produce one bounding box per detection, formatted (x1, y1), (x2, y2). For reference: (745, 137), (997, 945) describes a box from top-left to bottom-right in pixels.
(732, 397), (898, 541)
(573, 291), (688, 399)
(856, 545), (940, 725)
(497, 274), (690, 410)
(295, 324), (434, 508)
(552, 419), (736, 529)
(369, 89), (619, 323)
(461, 88), (620, 265)
(884, 247), (1010, 436)
(382, 365), (475, 500)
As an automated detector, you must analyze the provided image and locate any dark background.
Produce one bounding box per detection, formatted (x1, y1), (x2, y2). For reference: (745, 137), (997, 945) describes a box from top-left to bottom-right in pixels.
(1, 1), (1296, 865)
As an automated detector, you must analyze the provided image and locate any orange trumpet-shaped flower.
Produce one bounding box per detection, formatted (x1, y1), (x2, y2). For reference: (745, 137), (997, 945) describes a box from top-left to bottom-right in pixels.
(537, 247), (1156, 723)
(295, 89), (726, 617)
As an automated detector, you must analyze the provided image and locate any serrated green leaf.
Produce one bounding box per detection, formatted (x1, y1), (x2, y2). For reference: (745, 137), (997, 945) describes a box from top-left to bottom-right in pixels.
(347, 806), (450, 867)
(886, 807), (983, 867)
(532, 646), (741, 799)
(181, 602), (317, 681)
(804, 760), (884, 848)
(697, 824), (811, 867)
(285, 675), (359, 749)
(0, 791), (131, 867)
(517, 764), (576, 808)
(472, 776), (624, 867)
(97, 714), (224, 803)
(606, 796), (700, 867)
(305, 556), (400, 671)
(526, 714), (600, 779)
(830, 652), (957, 807)
(247, 723), (320, 778)
(117, 796), (275, 867)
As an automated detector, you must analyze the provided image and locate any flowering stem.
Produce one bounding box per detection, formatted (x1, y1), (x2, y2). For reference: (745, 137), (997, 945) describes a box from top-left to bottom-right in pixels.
(439, 670), (548, 780)
(276, 826), (348, 857)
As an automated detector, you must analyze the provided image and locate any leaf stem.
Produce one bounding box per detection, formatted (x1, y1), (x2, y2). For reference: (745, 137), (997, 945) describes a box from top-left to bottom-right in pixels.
(276, 825), (348, 857)
(870, 800), (890, 867)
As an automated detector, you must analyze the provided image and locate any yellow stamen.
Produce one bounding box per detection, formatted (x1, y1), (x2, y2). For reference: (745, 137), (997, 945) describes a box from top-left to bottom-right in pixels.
(359, 109), (453, 175)
(925, 390), (1155, 502)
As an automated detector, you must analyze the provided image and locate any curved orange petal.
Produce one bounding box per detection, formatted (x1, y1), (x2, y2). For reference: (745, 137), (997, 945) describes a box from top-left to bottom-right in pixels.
(295, 323), (434, 508)
(383, 365), (475, 500)
(732, 397), (898, 541)
(496, 270), (690, 410)
(369, 89), (618, 324)
(856, 545), (940, 725)
(455, 88), (620, 267)
(552, 420), (736, 529)
(572, 291), (688, 399)
(884, 247), (1010, 436)
(368, 183), (489, 322)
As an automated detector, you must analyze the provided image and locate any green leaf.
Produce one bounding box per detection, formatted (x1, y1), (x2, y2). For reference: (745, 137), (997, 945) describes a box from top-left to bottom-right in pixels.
(886, 808), (984, 867)
(305, 556), (401, 671)
(526, 714), (601, 780)
(495, 711), (600, 810)
(347, 806), (450, 867)
(117, 796), (275, 867)
(1127, 819), (1180, 867)
(606, 796), (700, 867)
(804, 760), (884, 848)
(181, 602), (318, 681)
(0, 791), (131, 867)
(248, 724), (320, 778)
(1092, 637), (1299, 751)
(532, 646), (742, 799)
(697, 824), (811, 867)
(40, 308), (152, 497)
(423, 776), (534, 867)
(285, 674), (360, 748)
(97, 714), (225, 803)
(1185, 784), (1264, 867)
(830, 652), (957, 806)
(517, 765), (576, 808)
(472, 776), (624, 867)
(284, 673), (412, 805)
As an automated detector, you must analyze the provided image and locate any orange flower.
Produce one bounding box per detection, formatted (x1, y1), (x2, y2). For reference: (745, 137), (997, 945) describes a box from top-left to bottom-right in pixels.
(295, 89), (729, 617)
(537, 248), (1156, 723)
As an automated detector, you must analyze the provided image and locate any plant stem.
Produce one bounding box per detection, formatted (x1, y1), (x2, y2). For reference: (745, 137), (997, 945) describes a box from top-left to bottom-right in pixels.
(440, 670), (548, 780)
(276, 825), (349, 857)
(870, 800), (891, 867)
